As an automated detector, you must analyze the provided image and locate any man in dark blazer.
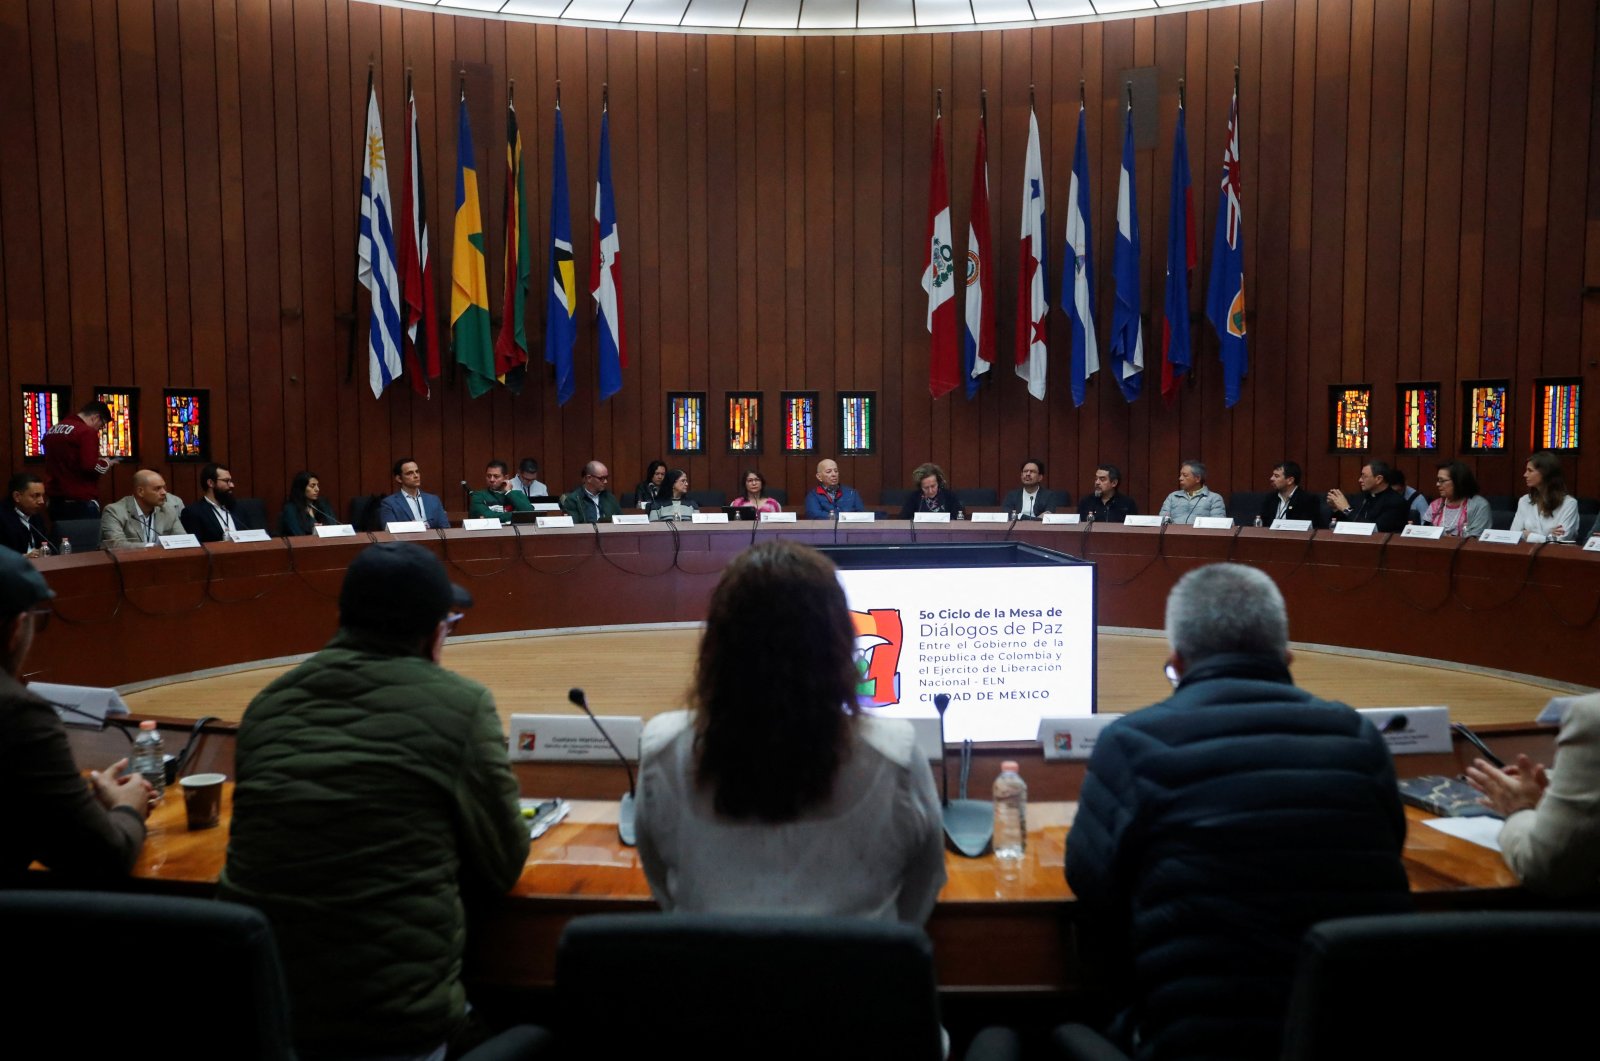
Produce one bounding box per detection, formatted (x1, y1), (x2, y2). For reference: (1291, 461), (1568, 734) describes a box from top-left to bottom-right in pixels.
(1257, 460), (1325, 527)
(179, 462), (265, 542)
(376, 457), (450, 530)
(1, 472), (62, 558)
(1002, 458), (1070, 519)
(1326, 459), (1409, 533)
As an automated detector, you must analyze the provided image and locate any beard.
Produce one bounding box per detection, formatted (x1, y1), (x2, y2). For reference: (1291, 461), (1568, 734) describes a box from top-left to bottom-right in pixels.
(214, 488), (236, 508)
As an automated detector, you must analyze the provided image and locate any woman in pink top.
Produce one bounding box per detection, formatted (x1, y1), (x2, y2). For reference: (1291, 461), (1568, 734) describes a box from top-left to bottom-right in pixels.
(729, 469), (782, 513)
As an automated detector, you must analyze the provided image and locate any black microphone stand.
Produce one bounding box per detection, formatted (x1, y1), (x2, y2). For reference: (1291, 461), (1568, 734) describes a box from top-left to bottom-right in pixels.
(567, 687), (638, 846)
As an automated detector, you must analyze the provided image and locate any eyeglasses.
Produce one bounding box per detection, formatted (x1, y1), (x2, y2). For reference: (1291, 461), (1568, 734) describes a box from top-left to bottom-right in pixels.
(443, 612), (466, 634)
(586, 473), (610, 481)
(1162, 662), (1180, 690)
(26, 606), (51, 634)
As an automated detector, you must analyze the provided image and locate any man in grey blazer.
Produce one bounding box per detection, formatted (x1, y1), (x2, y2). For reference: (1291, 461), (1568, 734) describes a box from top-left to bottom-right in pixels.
(100, 469), (185, 547)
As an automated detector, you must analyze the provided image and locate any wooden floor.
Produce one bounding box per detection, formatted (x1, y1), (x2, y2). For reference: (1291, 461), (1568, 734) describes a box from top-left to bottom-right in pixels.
(123, 628), (1567, 729)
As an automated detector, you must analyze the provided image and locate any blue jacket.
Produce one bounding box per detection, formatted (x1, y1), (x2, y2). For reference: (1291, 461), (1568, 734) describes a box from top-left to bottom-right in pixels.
(1065, 653), (1410, 1061)
(377, 491), (449, 530)
(803, 485), (865, 519)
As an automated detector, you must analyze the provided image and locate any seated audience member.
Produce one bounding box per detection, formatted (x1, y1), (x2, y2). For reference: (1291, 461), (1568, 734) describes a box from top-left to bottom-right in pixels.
(376, 457), (449, 530)
(3, 473), (62, 558)
(278, 471), (339, 537)
(507, 458), (548, 499)
(1387, 466), (1429, 524)
(633, 460), (668, 509)
(1157, 459), (1227, 525)
(560, 461), (622, 524)
(1510, 451), (1579, 542)
(896, 463), (963, 519)
(636, 540), (945, 923)
(803, 459), (866, 519)
(100, 470), (185, 547)
(1325, 460), (1409, 532)
(179, 463), (265, 542)
(1066, 563), (1410, 1060)
(729, 469), (781, 514)
(1079, 464), (1138, 523)
(1003, 458), (1068, 519)
(218, 542), (529, 1059)
(468, 460), (535, 523)
(1426, 460), (1491, 538)
(2, 548), (151, 884)
(43, 399), (116, 522)
(647, 469), (699, 522)
(1258, 460), (1323, 527)
(1467, 693), (1600, 896)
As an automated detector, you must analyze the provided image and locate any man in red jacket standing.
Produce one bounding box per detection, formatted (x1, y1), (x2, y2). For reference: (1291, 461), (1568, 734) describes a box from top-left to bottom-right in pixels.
(42, 400), (116, 522)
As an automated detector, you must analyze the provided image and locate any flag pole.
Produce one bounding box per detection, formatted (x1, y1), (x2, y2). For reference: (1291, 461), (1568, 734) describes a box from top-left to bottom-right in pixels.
(347, 60), (375, 384)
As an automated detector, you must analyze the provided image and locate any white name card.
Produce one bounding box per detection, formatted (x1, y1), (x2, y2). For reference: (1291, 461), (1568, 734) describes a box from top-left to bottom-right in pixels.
(1479, 528), (1523, 544)
(530, 502), (562, 512)
(385, 520), (427, 534)
(535, 515), (575, 529)
(1585, 536), (1600, 552)
(226, 528), (270, 543)
(1356, 706), (1452, 755)
(1038, 714), (1124, 761)
(1402, 524), (1446, 540)
(158, 533), (201, 550)
(1125, 514), (1164, 527)
(912, 511), (952, 523)
(29, 681), (130, 729)
(1042, 513), (1081, 525)
(970, 512), (1009, 523)
(314, 524), (356, 538)
(1193, 516), (1235, 530)
(462, 517), (502, 531)
(1333, 521), (1377, 536)
(759, 511), (797, 523)
(839, 511), (875, 523)
(691, 512), (729, 524)
(612, 513), (649, 525)
(507, 714), (642, 762)
(1270, 518), (1312, 532)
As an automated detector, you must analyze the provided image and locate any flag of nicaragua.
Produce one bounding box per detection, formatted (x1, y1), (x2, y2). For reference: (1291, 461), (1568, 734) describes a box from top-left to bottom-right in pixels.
(1064, 102), (1098, 408)
(358, 81), (404, 399)
(1110, 99), (1144, 402)
(1014, 107), (1048, 401)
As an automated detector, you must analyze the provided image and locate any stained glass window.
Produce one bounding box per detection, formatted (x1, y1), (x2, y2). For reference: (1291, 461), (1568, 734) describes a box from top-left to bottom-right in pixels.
(727, 393), (762, 454)
(667, 393), (705, 455)
(1536, 380), (1580, 451)
(782, 392), (817, 453)
(20, 387), (70, 460)
(1330, 386), (1371, 451)
(95, 388), (138, 460)
(164, 390), (209, 461)
(1463, 382), (1508, 451)
(839, 392), (876, 455)
(1398, 384), (1438, 450)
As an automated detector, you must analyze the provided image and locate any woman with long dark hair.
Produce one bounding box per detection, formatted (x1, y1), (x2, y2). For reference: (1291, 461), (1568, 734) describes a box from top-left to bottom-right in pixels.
(278, 471), (339, 537)
(1425, 460), (1490, 538)
(634, 540), (945, 922)
(633, 460), (668, 509)
(646, 469), (698, 521)
(1511, 451), (1579, 541)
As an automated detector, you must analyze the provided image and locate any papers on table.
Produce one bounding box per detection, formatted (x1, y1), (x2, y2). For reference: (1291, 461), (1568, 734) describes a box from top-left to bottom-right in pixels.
(1422, 815), (1504, 852)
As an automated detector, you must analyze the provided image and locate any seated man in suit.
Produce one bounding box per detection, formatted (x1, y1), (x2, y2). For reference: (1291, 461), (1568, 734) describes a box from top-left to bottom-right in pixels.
(1078, 464), (1138, 523)
(468, 460), (535, 523)
(1258, 459), (1324, 527)
(376, 457), (450, 530)
(560, 461), (622, 524)
(101, 470), (185, 547)
(3, 473), (62, 558)
(1003, 457), (1069, 519)
(803, 458), (865, 519)
(1325, 459), (1409, 532)
(179, 463), (265, 542)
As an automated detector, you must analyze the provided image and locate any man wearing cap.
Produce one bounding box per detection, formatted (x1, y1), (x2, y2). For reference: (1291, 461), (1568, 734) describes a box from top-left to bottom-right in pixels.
(219, 542), (530, 1058)
(1, 549), (152, 883)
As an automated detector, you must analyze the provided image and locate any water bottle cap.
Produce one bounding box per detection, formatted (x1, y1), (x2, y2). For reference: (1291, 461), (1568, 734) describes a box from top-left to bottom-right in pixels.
(1001, 760), (1019, 773)
(139, 719), (157, 731)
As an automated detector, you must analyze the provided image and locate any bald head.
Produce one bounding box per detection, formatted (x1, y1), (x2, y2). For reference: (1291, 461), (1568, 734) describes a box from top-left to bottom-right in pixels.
(132, 470), (168, 513)
(815, 460), (840, 489)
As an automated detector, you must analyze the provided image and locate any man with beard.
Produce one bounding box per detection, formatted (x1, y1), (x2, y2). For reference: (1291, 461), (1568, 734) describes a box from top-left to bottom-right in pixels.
(179, 463), (264, 541)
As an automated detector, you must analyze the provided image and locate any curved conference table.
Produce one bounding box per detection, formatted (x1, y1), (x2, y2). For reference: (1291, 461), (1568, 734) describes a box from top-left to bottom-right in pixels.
(33, 522), (1598, 993)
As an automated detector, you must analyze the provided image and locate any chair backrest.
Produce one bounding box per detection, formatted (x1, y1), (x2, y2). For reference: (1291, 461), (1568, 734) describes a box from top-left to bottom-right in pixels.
(1282, 912), (1600, 1059)
(1491, 507), (1514, 530)
(556, 913), (945, 1060)
(55, 518), (102, 552)
(767, 487), (789, 505)
(347, 494), (380, 531)
(956, 487), (999, 508)
(234, 497), (270, 534)
(1227, 490), (1268, 524)
(880, 488), (915, 508)
(685, 489), (727, 508)
(0, 890), (295, 1060)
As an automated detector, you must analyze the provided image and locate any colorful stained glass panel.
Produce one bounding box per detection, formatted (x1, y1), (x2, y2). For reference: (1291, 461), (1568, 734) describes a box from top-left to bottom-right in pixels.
(21, 388), (68, 459)
(727, 394), (761, 453)
(1399, 385), (1438, 450)
(1464, 383), (1508, 450)
(95, 389), (137, 459)
(1331, 386), (1371, 451)
(840, 393), (875, 454)
(668, 393), (705, 454)
(782, 393), (817, 453)
(1537, 382), (1580, 450)
(164, 390), (208, 460)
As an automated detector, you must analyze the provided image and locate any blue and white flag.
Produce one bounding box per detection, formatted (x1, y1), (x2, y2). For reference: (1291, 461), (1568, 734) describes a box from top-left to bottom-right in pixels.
(358, 78), (404, 399)
(1013, 106), (1048, 401)
(591, 106), (626, 402)
(1063, 102), (1098, 408)
(1109, 99), (1144, 403)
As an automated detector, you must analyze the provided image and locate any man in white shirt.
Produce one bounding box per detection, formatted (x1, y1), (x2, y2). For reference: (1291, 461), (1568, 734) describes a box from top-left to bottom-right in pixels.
(507, 458), (548, 499)
(180, 463), (264, 542)
(376, 458), (450, 530)
(101, 470), (186, 547)
(1002, 458), (1068, 519)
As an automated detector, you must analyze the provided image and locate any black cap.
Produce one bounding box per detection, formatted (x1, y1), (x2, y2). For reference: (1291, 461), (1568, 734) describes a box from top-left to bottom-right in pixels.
(338, 542), (472, 638)
(0, 548), (55, 617)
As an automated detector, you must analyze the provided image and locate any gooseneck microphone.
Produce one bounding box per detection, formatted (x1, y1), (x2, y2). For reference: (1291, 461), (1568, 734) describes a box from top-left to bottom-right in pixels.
(459, 479), (472, 513)
(932, 689), (994, 858)
(933, 693), (952, 807)
(567, 687), (638, 847)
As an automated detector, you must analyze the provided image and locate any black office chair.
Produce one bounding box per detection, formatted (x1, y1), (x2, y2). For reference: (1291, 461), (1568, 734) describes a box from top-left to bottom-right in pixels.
(880, 488), (916, 509)
(1491, 507), (1515, 530)
(556, 913), (1019, 1061)
(685, 489), (727, 508)
(956, 487), (999, 508)
(767, 487), (789, 505)
(234, 496), (271, 535)
(348, 493), (381, 532)
(1227, 490), (1268, 525)
(52, 517), (102, 552)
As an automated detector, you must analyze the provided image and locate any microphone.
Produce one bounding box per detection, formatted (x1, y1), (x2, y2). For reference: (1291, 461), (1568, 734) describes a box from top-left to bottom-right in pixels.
(931, 690), (993, 858)
(459, 479), (472, 513)
(933, 693), (951, 807)
(567, 687), (638, 847)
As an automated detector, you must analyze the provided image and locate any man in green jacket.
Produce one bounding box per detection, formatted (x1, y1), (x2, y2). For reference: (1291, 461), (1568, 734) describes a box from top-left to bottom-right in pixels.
(559, 460), (622, 523)
(219, 542), (530, 1059)
(468, 459), (536, 523)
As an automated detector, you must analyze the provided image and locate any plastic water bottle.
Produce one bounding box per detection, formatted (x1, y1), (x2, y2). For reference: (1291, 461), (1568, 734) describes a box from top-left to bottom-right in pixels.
(59, 538), (72, 555)
(1254, 515), (1263, 528)
(992, 760), (1027, 862)
(130, 720), (166, 796)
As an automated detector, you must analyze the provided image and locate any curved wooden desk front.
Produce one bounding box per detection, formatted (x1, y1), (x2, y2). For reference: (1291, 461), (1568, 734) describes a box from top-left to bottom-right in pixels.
(30, 523), (1600, 690)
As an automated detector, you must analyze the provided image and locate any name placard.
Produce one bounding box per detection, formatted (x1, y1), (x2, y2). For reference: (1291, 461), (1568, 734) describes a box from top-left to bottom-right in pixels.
(1585, 536), (1600, 552)
(1038, 714), (1124, 761)
(157, 533), (201, 550)
(530, 502), (562, 512)
(1356, 706), (1452, 755)
(912, 511), (952, 523)
(1124, 514), (1164, 528)
(1270, 518), (1312, 532)
(612, 513), (649, 525)
(314, 524), (356, 538)
(507, 714), (642, 762)
(385, 520), (427, 534)
(29, 681), (130, 729)
(1478, 528), (1523, 544)
(461, 517), (502, 531)
(1333, 521), (1377, 536)
(839, 511), (875, 523)
(969, 512), (1009, 523)
(1042, 513), (1081, 525)
(1193, 516), (1235, 530)
(535, 515), (575, 529)
(225, 528), (271, 543)
(1402, 524), (1446, 540)
(759, 511), (797, 523)
(691, 512), (729, 524)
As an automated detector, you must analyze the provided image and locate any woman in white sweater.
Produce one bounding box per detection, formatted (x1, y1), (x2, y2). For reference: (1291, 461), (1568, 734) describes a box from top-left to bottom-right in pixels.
(1509, 451), (1579, 542)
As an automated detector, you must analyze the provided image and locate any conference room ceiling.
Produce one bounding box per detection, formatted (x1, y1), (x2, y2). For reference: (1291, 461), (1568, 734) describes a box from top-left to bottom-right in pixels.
(362, 0), (1259, 36)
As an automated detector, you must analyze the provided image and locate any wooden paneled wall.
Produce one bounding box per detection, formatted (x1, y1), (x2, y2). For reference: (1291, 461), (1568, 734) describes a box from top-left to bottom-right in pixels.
(1, 0), (1596, 515)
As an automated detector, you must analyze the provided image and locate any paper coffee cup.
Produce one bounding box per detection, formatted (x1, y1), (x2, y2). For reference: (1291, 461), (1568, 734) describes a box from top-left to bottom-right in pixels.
(179, 772), (226, 830)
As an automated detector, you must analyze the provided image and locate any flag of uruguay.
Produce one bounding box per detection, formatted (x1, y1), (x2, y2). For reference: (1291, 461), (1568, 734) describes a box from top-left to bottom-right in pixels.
(1110, 102), (1144, 403)
(1065, 103), (1099, 408)
(359, 84), (404, 399)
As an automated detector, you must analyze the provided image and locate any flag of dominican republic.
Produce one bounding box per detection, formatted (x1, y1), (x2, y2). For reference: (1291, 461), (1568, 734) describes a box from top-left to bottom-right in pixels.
(1159, 99), (1196, 405)
(451, 94), (496, 398)
(1110, 101), (1144, 403)
(591, 107), (626, 402)
(1014, 107), (1048, 401)
(358, 78), (404, 399)
(545, 103), (577, 406)
(1207, 87), (1248, 407)
(962, 117), (994, 399)
(1064, 102), (1098, 408)
(923, 114), (959, 399)
(398, 86), (437, 399)
(495, 97), (531, 394)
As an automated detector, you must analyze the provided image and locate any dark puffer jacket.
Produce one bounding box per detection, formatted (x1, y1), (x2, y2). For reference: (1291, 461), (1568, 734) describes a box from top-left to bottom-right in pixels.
(1065, 653), (1410, 1061)
(218, 630), (529, 1056)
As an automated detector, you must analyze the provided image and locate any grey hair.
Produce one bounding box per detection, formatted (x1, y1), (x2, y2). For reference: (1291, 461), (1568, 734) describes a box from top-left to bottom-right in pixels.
(1165, 563), (1288, 663)
(1181, 458), (1206, 482)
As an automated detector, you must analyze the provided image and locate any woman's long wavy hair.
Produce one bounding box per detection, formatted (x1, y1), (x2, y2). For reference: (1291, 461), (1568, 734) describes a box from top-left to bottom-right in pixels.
(1526, 451), (1568, 516)
(693, 541), (860, 822)
(288, 470), (320, 510)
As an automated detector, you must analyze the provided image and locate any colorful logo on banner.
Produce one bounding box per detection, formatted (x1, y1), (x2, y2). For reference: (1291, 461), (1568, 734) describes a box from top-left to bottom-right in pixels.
(851, 608), (904, 706)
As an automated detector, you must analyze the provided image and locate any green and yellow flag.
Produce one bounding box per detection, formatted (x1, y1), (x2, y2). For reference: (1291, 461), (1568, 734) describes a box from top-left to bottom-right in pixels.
(452, 93), (496, 397)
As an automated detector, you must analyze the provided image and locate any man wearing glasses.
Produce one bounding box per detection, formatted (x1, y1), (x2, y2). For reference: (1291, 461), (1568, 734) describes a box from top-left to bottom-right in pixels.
(560, 460), (622, 524)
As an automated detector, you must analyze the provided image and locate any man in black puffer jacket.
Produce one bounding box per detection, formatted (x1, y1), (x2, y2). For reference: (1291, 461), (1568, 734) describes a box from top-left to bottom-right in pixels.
(1065, 562), (1410, 1061)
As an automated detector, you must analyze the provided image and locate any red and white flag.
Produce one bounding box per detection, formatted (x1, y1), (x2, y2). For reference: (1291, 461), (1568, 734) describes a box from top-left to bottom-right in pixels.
(1015, 106), (1048, 400)
(923, 114), (959, 398)
(397, 85), (438, 398)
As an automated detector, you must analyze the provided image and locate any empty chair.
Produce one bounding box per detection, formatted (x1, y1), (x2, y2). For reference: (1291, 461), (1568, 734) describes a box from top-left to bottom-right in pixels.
(233, 497), (270, 535)
(956, 487), (999, 508)
(1227, 490), (1269, 525)
(53, 517), (101, 552)
(685, 488), (727, 508)
(880, 488), (915, 509)
(767, 486), (789, 505)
